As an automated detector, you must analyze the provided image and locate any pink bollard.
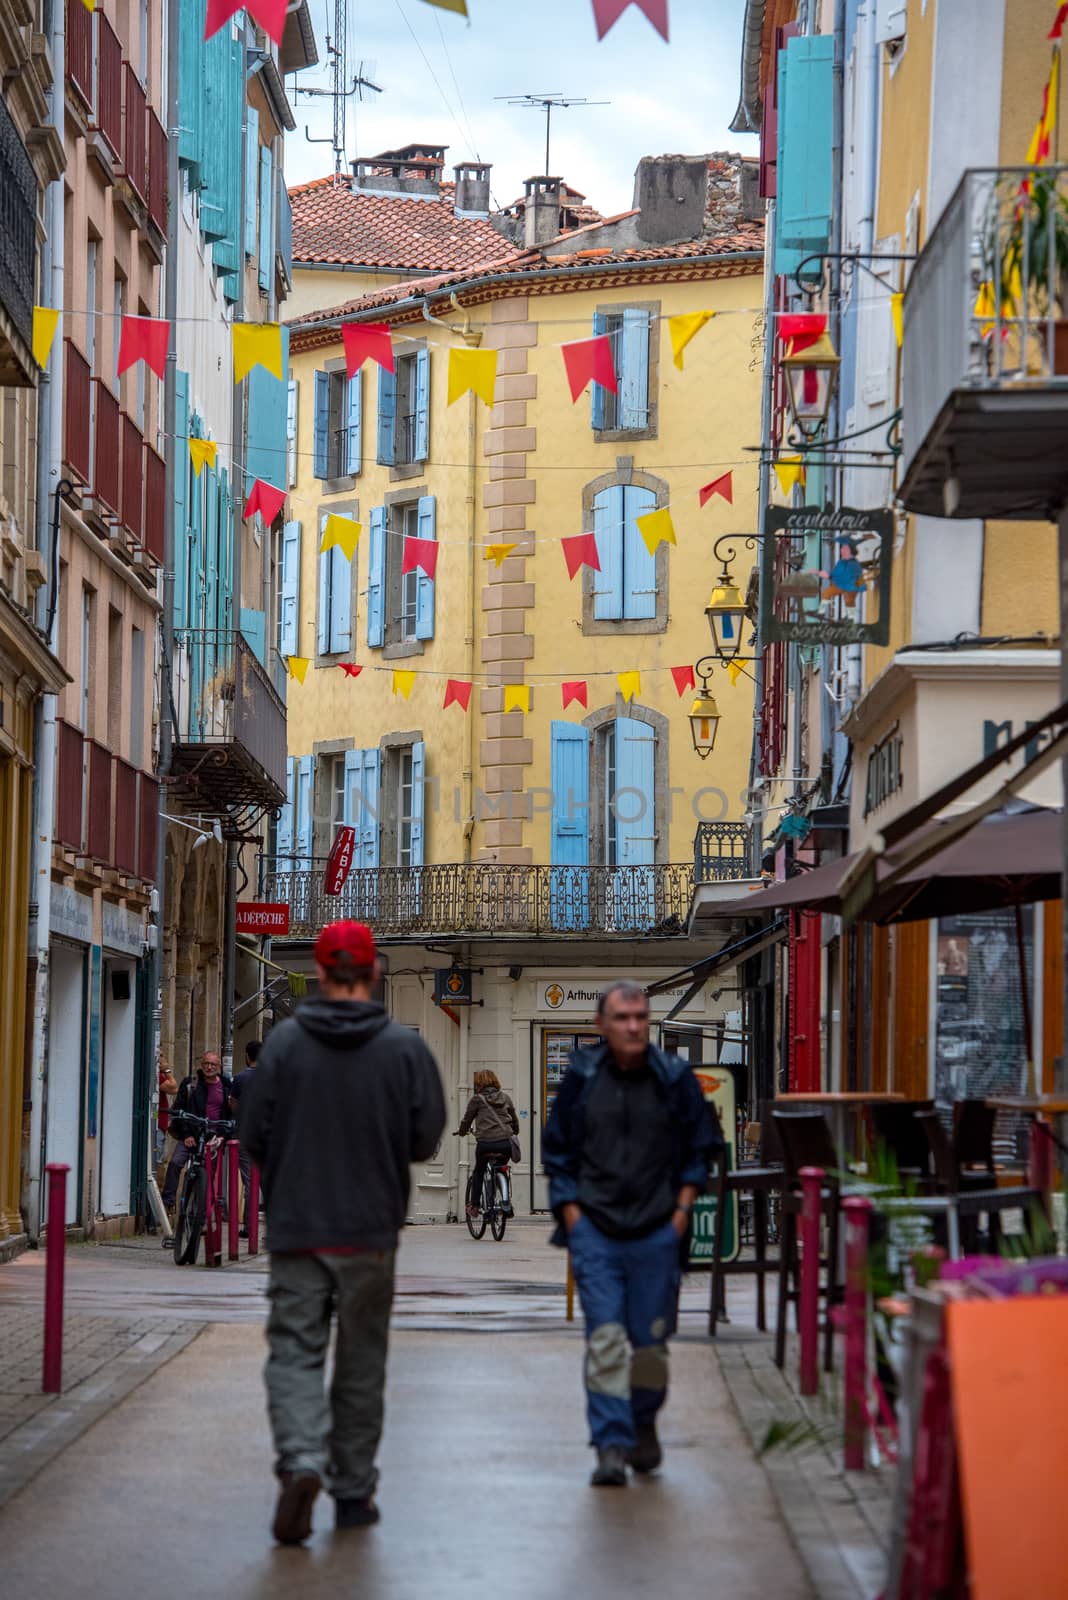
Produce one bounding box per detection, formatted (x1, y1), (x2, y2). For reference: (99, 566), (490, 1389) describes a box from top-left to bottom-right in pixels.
(842, 1196), (872, 1471)
(227, 1140), (240, 1261)
(798, 1166), (823, 1396)
(247, 1164), (260, 1256)
(42, 1163), (70, 1394)
(204, 1144), (221, 1267)
(1029, 1117), (1054, 1197)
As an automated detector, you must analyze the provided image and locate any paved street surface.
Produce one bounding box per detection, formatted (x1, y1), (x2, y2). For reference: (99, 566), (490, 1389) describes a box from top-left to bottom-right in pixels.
(0, 1224), (825, 1599)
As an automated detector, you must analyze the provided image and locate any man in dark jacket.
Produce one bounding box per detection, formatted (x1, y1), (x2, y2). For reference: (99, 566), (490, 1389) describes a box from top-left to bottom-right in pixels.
(240, 920), (446, 1546)
(161, 1051), (234, 1210)
(542, 981), (721, 1488)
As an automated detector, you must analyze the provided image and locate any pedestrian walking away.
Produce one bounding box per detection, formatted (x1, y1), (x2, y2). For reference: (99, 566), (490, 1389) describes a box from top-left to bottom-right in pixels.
(228, 1038), (262, 1235)
(542, 981), (721, 1488)
(162, 1051), (233, 1211)
(239, 920), (447, 1546)
(456, 1069), (519, 1218)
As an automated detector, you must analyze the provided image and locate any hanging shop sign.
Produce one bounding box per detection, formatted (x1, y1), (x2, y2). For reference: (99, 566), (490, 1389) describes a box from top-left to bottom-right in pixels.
(236, 901), (290, 935)
(323, 825), (357, 896)
(434, 966), (473, 1006)
(760, 504), (894, 647)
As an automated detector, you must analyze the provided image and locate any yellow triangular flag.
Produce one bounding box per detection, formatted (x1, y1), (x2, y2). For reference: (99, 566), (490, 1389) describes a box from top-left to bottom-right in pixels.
(890, 292), (903, 349)
(287, 656), (310, 684)
(448, 347), (497, 407)
(321, 514), (362, 561)
(32, 307), (60, 368)
(421, 0), (467, 11)
(392, 669), (416, 700)
(485, 543), (518, 566)
(774, 455), (805, 496)
(727, 661), (744, 686)
(79, 0), (94, 10)
(503, 684), (531, 714)
(668, 310), (715, 370)
(617, 671), (641, 703)
(188, 438), (217, 477)
(232, 322), (283, 383)
(636, 507), (677, 557)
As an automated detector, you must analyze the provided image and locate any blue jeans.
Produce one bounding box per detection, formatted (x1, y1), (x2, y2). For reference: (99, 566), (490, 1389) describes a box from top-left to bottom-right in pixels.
(567, 1214), (682, 1450)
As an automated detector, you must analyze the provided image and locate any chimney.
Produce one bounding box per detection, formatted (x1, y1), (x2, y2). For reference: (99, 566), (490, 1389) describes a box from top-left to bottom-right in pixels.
(454, 161), (492, 217)
(523, 176), (562, 249)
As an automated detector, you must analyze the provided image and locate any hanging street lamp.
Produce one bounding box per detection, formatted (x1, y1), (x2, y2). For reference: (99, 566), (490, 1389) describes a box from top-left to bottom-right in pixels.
(705, 534), (757, 664)
(782, 330), (840, 442)
(688, 658), (722, 760)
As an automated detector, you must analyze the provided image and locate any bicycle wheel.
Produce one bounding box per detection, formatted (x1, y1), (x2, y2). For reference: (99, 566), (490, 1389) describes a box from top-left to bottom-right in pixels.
(490, 1170), (507, 1241)
(173, 1162), (207, 1264)
(465, 1171), (487, 1239)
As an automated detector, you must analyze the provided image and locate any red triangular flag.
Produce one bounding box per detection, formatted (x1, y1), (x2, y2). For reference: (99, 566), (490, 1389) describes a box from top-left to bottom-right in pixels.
(1051, 3), (1068, 38)
(561, 336), (617, 402)
(443, 679), (473, 712)
(561, 681), (588, 710)
(777, 313), (827, 355)
(670, 664), (696, 697)
(338, 664), (363, 679)
(205, 0), (287, 47)
(401, 536), (438, 580)
(561, 532), (601, 580)
(117, 315), (169, 380)
(590, 0), (669, 42)
(243, 479), (286, 522)
(700, 472), (733, 508)
(342, 321), (395, 377)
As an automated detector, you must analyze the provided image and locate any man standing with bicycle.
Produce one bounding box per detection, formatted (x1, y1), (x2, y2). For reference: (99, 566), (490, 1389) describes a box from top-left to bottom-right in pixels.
(239, 920), (446, 1547)
(162, 1051), (233, 1213)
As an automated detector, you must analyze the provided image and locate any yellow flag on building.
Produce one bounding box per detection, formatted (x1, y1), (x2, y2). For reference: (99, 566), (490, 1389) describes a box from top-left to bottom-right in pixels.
(503, 684), (531, 714)
(617, 670), (641, 702)
(774, 456), (805, 496)
(321, 514), (362, 561)
(668, 310), (715, 369)
(233, 322), (284, 383)
(485, 543), (518, 566)
(636, 506), (677, 557)
(448, 347), (497, 407)
(392, 669), (417, 699)
(287, 656), (310, 684)
(32, 307), (59, 368)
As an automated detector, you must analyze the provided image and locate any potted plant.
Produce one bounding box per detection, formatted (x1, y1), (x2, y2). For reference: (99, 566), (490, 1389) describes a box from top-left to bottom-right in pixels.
(983, 167), (1068, 373)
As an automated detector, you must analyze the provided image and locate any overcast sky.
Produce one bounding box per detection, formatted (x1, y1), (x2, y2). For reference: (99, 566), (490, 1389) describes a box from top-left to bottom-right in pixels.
(284, 0), (756, 214)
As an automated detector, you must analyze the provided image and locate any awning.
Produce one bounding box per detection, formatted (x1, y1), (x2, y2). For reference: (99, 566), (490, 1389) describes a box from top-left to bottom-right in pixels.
(646, 917), (787, 1020)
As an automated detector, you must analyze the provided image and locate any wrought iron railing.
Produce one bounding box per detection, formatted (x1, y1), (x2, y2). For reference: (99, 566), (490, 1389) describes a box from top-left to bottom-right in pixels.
(261, 861), (695, 939)
(147, 107), (167, 233)
(173, 628), (287, 795)
(97, 13), (123, 157)
(0, 90), (38, 353)
(122, 413), (144, 543)
(143, 441), (165, 561)
(123, 62), (147, 203)
(693, 821), (754, 883)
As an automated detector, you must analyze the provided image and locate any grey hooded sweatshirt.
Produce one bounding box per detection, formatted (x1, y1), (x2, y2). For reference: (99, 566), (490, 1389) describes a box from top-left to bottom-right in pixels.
(239, 997), (447, 1253)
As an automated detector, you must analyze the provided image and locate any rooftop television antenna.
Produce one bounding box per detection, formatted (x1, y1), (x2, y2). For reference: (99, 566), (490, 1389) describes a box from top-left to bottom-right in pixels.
(295, 0), (381, 173)
(496, 93), (610, 177)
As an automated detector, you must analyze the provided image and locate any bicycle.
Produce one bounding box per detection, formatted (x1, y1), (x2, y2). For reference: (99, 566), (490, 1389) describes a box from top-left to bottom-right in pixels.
(171, 1112), (236, 1265)
(465, 1151), (512, 1242)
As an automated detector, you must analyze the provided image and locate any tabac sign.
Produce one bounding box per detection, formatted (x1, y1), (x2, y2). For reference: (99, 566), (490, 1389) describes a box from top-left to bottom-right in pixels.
(760, 504), (894, 647)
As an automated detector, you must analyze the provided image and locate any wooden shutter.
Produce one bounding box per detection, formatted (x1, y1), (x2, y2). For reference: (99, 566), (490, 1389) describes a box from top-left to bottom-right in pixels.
(366, 505), (386, 646)
(329, 544), (351, 654)
(621, 484), (657, 620)
(592, 485), (623, 620)
(258, 145), (273, 291)
(619, 309), (651, 429)
(345, 747), (381, 868)
(277, 756), (295, 857)
(295, 754), (313, 862)
(377, 365), (396, 465)
(414, 348), (430, 461)
(345, 369), (362, 475)
(409, 741), (426, 866)
(279, 520), (300, 658)
(173, 370), (189, 629)
(614, 717), (655, 865)
(312, 370), (330, 478)
(244, 105), (259, 257)
(550, 723), (590, 865)
(777, 35), (835, 276)
(591, 309), (607, 430)
(414, 494), (436, 640)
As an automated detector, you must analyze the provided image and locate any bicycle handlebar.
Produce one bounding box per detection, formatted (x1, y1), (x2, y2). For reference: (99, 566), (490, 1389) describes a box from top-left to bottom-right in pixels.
(174, 1112), (237, 1135)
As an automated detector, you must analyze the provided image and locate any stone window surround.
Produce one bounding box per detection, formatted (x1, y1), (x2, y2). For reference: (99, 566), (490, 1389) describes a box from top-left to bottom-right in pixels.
(592, 298), (660, 443)
(378, 727), (423, 866)
(389, 335), (428, 484)
(313, 498), (359, 668)
(380, 483), (428, 660)
(319, 355), (361, 493)
(581, 456), (670, 637)
(581, 698), (669, 866)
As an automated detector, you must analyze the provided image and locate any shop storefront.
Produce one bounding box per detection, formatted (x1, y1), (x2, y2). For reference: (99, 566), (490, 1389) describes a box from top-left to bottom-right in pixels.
(47, 886), (94, 1228)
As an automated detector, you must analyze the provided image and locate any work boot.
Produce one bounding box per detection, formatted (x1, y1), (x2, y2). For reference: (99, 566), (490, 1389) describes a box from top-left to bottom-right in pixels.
(590, 1446), (628, 1487)
(272, 1469), (321, 1545)
(335, 1496), (380, 1529)
(626, 1422), (662, 1474)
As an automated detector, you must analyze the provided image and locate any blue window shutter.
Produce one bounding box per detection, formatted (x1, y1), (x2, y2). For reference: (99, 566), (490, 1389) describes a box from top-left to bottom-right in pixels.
(619, 309), (650, 429)
(367, 506), (386, 646)
(550, 723), (590, 865)
(409, 741), (425, 866)
(312, 371), (330, 478)
(415, 494), (436, 640)
(177, 3), (204, 181)
(258, 145), (273, 292)
(278, 756), (295, 858)
(245, 326), (289, 490)
(414, 348), (430, 461)
(622, 484), (657, 621)
(174, 371), (189, 630)
(330, 544), (351, 653)
(240, 607), (266, 665)
(205, 468), (219, 625)
(286, 379), (297, 486)
(591, 310), (607, 430)
(592, 485), (624, 620)
(280, 519), (300, 657)
(218, 469), (232, 623)
(296, 754), (313, 862)
(244, 105), (259, 257)
(345, 370), (362, 475)
(345, 748), (381, 867)
(317, 518), (331, 655)
(377, 365), (396, 465)
(614, 717), (655, 865)
(777, 36), (834, 278)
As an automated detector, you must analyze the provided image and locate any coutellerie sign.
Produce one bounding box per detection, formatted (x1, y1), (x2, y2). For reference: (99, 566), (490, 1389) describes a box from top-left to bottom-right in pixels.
(324, 825), (357, 896)
(236, 902), (290, 936)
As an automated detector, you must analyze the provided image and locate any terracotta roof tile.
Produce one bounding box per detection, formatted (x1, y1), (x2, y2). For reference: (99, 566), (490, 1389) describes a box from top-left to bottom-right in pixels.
(288, 175), (519, 272)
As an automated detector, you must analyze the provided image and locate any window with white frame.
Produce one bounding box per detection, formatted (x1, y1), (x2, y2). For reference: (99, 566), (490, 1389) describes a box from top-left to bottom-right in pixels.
(592, 305), (655, 435)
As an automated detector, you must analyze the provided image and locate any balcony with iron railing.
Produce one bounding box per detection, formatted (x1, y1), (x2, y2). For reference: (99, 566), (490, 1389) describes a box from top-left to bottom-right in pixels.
(147, 106), (167, 233)
(92, 379), (121, 518)
(171, 629), (287, 813)
(901, 165), (1068, 520)
(63, 341), (92, 483)
(693, 821), (755, 883)
(96, 12), (123, 158)
(122, 62), (147, 204)
(55, 718), (159, 882)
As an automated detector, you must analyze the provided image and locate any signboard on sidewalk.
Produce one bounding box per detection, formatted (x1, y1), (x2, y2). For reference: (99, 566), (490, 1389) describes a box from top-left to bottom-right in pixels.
(323, 825), (357, 896)
(236, 901), (289, 936)
(688, 1066), (738, 1269)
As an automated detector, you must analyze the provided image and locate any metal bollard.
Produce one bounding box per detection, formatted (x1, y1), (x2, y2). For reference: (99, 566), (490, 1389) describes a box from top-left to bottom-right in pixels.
(842, 1195), (872, 1471)
(798, 1166), (823, 1396)
(227, 1140), (240, 1261)
(1030, 1117), (1054, 1198)
(247, 1164), (260, 1255)
(204, 1145), (220, 1267)
(42, 1163), (70, 1394)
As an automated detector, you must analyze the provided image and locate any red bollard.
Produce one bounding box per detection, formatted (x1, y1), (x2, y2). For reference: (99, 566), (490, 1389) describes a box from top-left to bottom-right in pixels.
(227, 1140), (240, 1261)
(1030, 1117), (1054, 1198)
(798, 1166), (823, 1396)
(842, 1195), (872, 1471)
(204, 1144), (221, 1267)
(42, 1163), (70, 1394)
(247, 1164), (260, 1256)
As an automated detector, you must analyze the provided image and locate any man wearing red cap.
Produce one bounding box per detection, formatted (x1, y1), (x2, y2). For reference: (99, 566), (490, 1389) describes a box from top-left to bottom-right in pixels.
(240, 919), (446, 1546)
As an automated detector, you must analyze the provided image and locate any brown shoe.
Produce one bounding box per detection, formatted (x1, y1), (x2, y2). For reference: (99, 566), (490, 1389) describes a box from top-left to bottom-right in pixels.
(272, 1469), (321, 1545)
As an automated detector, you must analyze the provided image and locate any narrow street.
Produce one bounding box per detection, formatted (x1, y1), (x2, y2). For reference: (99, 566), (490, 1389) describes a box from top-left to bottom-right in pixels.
(0, 1225), (812, 1600)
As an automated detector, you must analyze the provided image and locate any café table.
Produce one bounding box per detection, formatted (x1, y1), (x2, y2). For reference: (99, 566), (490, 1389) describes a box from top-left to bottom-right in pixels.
(984, 1095), (1068, 1194)
(774, 1091), (905, 1168)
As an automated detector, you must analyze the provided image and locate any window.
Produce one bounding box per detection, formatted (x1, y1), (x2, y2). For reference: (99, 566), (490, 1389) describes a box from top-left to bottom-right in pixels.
(377, 349), (429, 467)
(107, 606), (123, 749)
(80, 586), (94, 732)
(313, 369), (361, 480)
(592, 307), (654, 434)
(279, 520), (301, 657)
(592, 483), (657, 621)
(395, 503), (420, 643)
(311, 751), (347, 855)
(86, 239), (99, 369)
(366, 495), (436, 648)
(317, 511), (352, 656)
(550, 715), (658, 869)
(130, 626), (144, 769)
(113, 277), (125, 395)
(381, 741), (426, 867)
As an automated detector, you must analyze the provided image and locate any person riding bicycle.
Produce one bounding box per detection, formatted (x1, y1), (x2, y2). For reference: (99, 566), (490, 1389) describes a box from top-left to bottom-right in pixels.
(162, 1050), (235, 1212)
(456, 1070), (519, 1218)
